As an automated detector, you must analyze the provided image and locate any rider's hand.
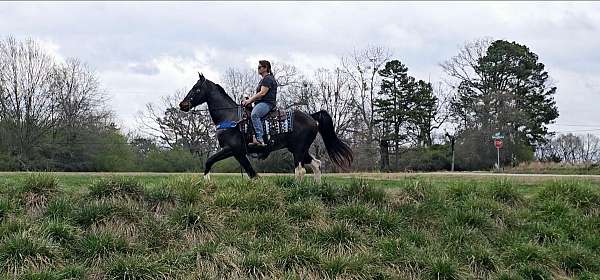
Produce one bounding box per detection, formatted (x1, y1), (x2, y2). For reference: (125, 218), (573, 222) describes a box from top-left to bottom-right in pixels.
(242, 99), (251, 107)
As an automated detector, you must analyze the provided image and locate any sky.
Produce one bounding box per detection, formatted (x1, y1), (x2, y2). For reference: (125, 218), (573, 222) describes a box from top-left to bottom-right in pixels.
(2, 1), (600, 136)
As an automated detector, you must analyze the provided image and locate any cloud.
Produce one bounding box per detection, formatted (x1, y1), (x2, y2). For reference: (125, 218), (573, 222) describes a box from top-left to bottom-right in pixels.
(128, 62), (160, 76)
(1, 2), (599, 136)
(36, 38), (65, 64)
(98, 49), (221, 131)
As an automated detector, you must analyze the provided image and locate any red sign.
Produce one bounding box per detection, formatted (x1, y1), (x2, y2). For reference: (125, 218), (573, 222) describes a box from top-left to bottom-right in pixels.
(495, 139), (503, 149)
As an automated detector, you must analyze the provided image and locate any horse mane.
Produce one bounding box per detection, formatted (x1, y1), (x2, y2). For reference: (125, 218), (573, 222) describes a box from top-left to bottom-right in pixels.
(212, 81), (237, 105)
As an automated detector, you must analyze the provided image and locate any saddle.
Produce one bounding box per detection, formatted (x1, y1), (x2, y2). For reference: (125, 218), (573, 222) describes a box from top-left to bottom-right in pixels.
(239, 106), (294, 145)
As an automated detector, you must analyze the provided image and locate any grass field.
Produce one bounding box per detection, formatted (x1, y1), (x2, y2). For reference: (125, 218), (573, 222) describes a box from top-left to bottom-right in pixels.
(0, 172), (599, 279)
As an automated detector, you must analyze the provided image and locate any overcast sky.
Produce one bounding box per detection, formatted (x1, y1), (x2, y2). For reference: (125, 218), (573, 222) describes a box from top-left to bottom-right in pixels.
(2, 1), (600, 136)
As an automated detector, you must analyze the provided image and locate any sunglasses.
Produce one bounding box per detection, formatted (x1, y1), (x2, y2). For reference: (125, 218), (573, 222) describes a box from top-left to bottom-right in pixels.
(257, 65), (265, 69)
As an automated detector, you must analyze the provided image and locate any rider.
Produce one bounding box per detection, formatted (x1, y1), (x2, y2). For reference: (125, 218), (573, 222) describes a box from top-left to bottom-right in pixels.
(241, 60), (278, 147)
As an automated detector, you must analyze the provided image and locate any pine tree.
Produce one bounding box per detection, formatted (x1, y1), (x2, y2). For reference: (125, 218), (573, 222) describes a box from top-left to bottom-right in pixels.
(374, 60), (439, 170)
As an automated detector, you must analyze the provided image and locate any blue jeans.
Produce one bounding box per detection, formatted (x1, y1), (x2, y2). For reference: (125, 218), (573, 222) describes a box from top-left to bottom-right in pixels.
(251, 102), (273, 142)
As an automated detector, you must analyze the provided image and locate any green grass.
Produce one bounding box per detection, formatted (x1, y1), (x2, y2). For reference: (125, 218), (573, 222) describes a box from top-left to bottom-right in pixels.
(0, 232), (60, 274)
(88, 177), (144, 199)
(105, 254), (171, 280)
(74, 231), (129, 260)
(0, 172), (599, 279)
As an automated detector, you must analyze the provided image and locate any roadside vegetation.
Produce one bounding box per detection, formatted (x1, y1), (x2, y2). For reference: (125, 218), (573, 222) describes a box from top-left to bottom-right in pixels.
(0, 173), (598, 279)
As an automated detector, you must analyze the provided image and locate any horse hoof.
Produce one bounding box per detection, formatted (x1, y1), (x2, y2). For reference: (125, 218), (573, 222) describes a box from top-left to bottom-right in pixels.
(203, 173), (211, 181)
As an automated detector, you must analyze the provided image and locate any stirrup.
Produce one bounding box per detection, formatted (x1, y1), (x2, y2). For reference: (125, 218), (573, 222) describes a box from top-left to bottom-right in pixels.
(249, 153), (260, 158)
(248, 141), (267, 147)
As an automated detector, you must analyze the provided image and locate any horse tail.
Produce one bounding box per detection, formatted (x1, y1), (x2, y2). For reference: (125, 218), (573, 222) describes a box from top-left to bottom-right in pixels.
(310, 110), (353, 170)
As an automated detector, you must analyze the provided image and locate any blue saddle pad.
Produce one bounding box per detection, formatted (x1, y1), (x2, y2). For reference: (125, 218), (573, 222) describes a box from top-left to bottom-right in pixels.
(216, 120), (237, 129)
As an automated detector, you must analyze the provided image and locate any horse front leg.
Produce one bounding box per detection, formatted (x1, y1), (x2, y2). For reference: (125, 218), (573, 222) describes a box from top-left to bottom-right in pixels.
(204, 148), (234, 180)
(234, 153), (258, 178)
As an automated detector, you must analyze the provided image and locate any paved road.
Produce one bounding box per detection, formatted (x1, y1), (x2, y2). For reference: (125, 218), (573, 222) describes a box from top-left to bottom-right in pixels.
(339, 172), (600, 178)
(2, 171), (600, 179)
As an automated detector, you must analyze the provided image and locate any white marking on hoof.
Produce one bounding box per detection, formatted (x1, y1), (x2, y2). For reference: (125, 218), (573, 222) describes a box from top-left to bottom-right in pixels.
(203, 173), (211, 181)
(295, 163), (306, 181)
(310, 157), (322, 184)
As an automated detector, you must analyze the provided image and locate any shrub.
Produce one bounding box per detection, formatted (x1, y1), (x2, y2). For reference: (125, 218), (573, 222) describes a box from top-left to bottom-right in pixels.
(216, 184), (282, 212)
(74, 232), (128, 260)
(538, 183), (600, 213)
(168, 204), (212, 231)
(342, 180), (387, 204)
(71, 201), (116, 227)
(44, 197), (73, 220)
(88, 177), (144, 199)
(40, 220), (79, 244)
(321, 254), (372, 278)
(313, 222), (360, 246)
(286, 199), (323, 222)
(426, 257), (462, 280)
(235, 211), (288, 238)
(487, 181), (524, 206)
(105, 254), (170, 280)
(517, 264), (551, 280)
(139, 217), (178, 249)
(0, 232), (59, 273)
(241, 252), (271, 278)
(273, 245), (321, 270)
(164, 176), (205, 205)
(0, 198), (14, 220)
(21, 174), (59, 196)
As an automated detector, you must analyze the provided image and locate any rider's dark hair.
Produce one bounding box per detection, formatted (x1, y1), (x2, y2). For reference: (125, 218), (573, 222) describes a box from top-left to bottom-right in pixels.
(259, 60), (272, 75)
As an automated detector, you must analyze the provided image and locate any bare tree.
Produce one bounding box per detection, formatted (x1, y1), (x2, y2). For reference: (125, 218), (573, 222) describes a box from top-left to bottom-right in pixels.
(49, 58), (111, 141)
(440, 38), (492, 88)
(0, 36), (55, 167)
(578, 134), (600, 164)
(341, 46), (392, 145)
(339, 46), (392, 170)
(222, 67), (256, 103)
(440, 38), (493, 128)
(272, 62), (304, 109)
(312, 67), (355, 138)
(553, 133), (582, 165)
(537, 133), (600, 164)
(279, 78), (316, 112)
(221, 62), (302, 109)
(272, 62), (300, 88)
(137, 90), (217, 160)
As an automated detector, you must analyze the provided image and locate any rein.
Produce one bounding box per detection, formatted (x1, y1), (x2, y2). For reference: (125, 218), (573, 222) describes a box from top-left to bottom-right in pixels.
(188, 105), (243, 114)
(189, 104), (248, 126)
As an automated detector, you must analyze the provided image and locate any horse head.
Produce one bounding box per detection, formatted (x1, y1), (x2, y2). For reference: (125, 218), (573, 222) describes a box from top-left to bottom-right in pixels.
(179, 72), (209, 112)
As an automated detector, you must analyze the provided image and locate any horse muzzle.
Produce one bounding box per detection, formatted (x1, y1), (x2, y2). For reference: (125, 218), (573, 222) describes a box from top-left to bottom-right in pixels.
(179, 101), (191, 112)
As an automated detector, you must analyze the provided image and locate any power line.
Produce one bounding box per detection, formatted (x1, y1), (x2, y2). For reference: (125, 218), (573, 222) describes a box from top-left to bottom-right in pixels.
(552, 124), (600, 126)
(549, 123), (600, 128)
(549, 128), (600, 134)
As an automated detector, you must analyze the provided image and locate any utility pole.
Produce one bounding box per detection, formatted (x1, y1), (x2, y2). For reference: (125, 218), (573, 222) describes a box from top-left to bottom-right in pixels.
(445, 131), (456, 172)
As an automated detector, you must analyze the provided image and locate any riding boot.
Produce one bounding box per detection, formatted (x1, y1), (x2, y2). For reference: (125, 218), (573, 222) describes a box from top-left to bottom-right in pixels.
(249, 135), (266, 147)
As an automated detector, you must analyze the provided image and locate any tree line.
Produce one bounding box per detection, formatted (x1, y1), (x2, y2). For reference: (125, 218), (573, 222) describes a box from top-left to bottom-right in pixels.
(2, 35), (591, 172)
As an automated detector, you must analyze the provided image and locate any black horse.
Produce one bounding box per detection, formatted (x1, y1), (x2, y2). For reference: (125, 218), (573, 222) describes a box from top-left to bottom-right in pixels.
(179, 74), (353, 182)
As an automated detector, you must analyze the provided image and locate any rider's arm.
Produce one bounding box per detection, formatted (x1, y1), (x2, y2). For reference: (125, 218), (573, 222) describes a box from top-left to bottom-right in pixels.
(248, 85), (269, 103)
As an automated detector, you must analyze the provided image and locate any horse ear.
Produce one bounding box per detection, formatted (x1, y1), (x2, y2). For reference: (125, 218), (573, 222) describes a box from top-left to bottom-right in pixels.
(198, 72), (203, 79)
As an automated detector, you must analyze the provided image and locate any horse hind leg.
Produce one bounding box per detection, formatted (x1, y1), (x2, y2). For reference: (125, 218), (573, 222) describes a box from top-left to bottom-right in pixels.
(294, 162), (306, 181)
(293, 153), (307, 182)
(310, 159), (322, 184)
(303, 154), (321, 184)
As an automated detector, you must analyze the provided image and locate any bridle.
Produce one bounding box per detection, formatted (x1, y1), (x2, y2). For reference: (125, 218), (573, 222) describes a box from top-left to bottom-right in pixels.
(183, 76), (247, 120)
